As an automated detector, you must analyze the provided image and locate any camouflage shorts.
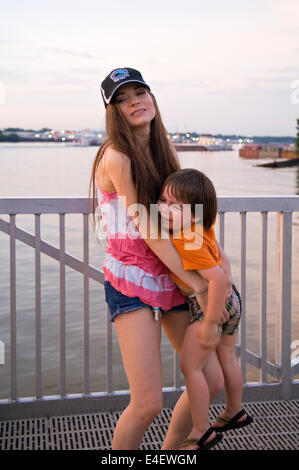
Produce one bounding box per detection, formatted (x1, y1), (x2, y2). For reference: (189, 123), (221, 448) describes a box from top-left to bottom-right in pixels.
(188, 284), (242, 336)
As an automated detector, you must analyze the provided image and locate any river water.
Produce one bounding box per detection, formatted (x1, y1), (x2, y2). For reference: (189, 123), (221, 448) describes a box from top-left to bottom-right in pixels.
(0, 142), (298, 399)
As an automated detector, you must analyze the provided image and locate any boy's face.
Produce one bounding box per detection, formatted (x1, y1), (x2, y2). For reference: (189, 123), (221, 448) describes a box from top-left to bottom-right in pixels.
(157, 185), (196, 232)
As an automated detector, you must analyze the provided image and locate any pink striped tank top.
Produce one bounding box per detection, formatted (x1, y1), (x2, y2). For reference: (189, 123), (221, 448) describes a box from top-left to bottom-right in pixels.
(96, 184), (186, 310)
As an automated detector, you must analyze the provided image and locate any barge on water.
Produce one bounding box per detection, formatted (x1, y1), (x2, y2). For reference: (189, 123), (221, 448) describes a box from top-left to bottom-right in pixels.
(239, 143), (298, 160)
(256, 157), (299, 168)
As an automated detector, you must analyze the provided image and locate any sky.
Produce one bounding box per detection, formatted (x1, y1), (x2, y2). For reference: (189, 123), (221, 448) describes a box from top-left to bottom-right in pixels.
(0, 0), (299, 136)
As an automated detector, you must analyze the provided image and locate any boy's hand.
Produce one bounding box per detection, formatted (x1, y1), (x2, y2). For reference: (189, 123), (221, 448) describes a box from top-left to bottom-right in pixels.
(225, 286), (233, 301)
(197, 292), (229, 325)
(196, 320), (221, 351)
(220, 286), (233, 324)
(219, 307), (229, 325)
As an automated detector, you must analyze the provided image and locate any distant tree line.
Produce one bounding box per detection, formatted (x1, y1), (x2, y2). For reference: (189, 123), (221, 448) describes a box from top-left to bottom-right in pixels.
(241, 136), (295, 144)
(296, 119), (299, 157)
(3, 127), (51, 132)
(0, 128), (51, 142)
(0, 131), (20, 142)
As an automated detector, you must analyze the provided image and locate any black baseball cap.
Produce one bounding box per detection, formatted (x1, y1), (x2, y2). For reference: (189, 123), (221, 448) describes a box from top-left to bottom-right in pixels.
(100, 67), (151, 108)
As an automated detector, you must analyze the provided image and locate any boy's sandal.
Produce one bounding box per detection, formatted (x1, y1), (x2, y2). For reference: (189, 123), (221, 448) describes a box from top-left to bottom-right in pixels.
(181, 428), (223, 450)
(212, 409), (254, 433)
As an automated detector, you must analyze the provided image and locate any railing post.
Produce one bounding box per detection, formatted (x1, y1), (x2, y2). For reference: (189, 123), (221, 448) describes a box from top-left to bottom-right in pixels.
(260, 212), (268, 383)
(83, 213), (90, 396)
(35, 214), (42, 399)
(106, 305), (113, 393)
(218, 212), (225, 248)
(174, 351), (181, 389)
(275, 211), (292, 399)
(10, 214), (17, 401)
(240, 212), (247, 380)
(59, 214), (66, 398)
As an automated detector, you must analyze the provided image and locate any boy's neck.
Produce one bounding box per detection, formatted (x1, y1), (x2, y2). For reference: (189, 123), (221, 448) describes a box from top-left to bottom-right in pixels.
(171, 222), (197, 238)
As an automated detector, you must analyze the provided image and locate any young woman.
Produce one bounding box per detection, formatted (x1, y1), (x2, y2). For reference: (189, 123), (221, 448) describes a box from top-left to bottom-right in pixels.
(89, 68), (232, 450)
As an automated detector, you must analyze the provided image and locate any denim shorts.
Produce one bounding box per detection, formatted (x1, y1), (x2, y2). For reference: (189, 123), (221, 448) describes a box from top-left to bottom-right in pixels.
(188, 284), (242, 336)
(104, 280), (189, 322)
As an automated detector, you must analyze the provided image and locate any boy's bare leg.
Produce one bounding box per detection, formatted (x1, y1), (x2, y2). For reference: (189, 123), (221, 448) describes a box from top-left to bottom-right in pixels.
(174, 322), (220, 449)
(162, 350), (224, 450)
(213, 334), (247, 426)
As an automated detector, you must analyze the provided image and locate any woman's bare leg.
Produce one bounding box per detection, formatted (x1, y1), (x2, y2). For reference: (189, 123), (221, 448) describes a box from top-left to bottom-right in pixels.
(161, 309), (190, 353)
(112, 307), (163, 449)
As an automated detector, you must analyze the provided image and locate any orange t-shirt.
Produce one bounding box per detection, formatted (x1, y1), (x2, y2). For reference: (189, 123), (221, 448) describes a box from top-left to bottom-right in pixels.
(170, 223), (221, 289)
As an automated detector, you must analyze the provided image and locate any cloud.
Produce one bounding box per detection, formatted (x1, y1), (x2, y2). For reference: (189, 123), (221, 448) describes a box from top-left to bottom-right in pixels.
(1, 38), (99, 61)
(0, 39), (102, 85)
(269, 66), (299, 74)
(271, 0), (299, 28)
(242, 66), (299, 90)
(151, 79), (211, 90)
(43, 46), (96, 59)
(244, 77), (293, 86)
(0, 37), (19, 44)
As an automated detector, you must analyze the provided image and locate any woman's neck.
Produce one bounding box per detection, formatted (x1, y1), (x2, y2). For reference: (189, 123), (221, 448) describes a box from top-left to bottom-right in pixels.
(133, 124), (151, 151)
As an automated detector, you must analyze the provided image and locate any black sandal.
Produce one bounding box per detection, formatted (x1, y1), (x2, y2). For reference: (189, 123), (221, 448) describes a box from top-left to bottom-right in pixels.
(181, 428), (223, 450)
(212, 409), (254, 432)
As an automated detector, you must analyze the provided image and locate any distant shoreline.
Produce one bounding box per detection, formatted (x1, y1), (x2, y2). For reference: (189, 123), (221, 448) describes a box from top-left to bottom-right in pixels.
(0, 129), (296, 147)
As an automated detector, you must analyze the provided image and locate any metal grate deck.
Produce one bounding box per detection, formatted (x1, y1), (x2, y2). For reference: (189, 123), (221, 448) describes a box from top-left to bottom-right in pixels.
(1, 399), (298, 450)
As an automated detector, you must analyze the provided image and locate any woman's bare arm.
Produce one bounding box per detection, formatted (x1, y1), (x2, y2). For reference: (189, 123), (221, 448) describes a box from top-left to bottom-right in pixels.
(99, 147), (208, 294)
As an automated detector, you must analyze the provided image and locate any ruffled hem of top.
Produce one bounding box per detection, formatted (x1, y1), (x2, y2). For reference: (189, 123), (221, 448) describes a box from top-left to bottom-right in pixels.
(103, 264), (186, 311)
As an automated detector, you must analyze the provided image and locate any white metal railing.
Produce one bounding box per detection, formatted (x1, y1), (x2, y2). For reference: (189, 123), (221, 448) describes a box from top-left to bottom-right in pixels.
(0, 197), (299, 418)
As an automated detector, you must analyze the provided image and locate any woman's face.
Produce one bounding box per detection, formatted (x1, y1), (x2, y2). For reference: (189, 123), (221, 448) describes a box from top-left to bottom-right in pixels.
(113, 83), (156, 129)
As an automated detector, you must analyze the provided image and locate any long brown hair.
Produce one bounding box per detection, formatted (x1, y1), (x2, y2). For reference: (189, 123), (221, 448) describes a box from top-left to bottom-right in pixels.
(88, 91), (180, 222)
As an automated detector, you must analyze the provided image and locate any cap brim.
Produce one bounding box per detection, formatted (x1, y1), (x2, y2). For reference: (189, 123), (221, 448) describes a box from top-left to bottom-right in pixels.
(101, 80), (151, 107)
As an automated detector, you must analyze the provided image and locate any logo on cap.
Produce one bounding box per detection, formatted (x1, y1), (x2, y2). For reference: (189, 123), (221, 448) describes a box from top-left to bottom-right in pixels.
(110, 69), (130, 83)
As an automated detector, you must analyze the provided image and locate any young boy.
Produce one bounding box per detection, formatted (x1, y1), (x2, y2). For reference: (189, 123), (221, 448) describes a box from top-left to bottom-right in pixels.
(158, 168), (253, 450)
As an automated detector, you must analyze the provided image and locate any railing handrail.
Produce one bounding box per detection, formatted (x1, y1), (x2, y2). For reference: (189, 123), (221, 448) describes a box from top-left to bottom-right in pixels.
(0, 196), (299, 214)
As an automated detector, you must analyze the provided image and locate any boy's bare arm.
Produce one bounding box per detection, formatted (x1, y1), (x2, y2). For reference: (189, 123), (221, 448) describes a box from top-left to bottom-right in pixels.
(217, 242), (233, 296)
(194, 266), (227, 350)
(197, 266), (227, 324)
